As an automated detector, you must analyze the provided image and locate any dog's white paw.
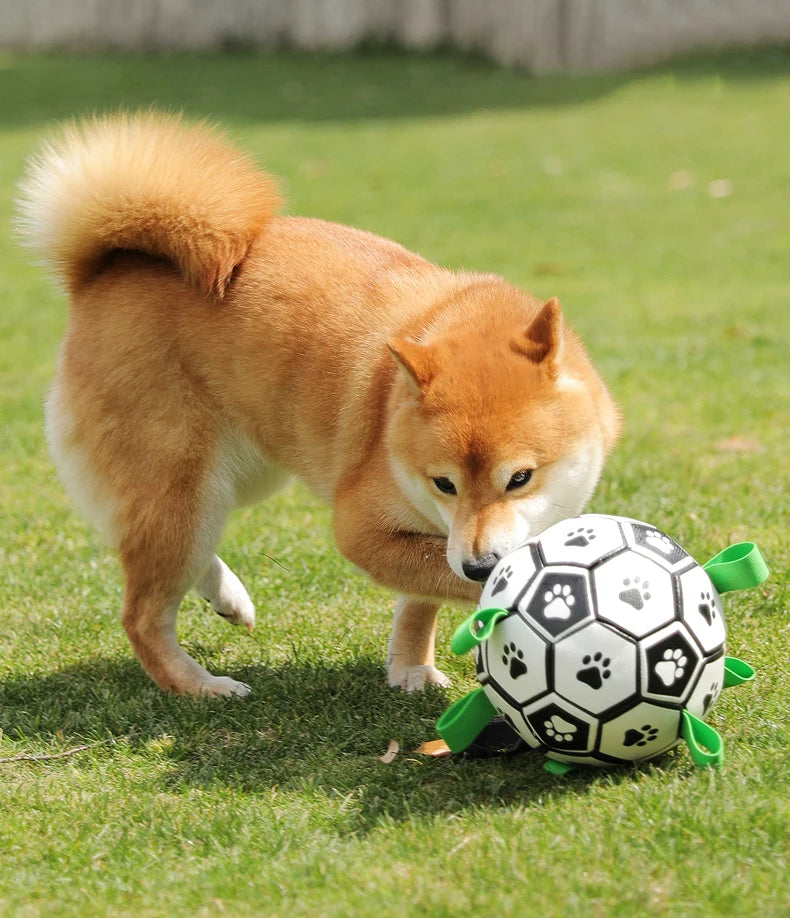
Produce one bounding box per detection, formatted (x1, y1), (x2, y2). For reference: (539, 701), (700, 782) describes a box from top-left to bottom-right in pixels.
(198, 557), (256, 632)
(194, 675), (252, 698)
(213, 584), (256, 632)
(389, 663), (451, 693)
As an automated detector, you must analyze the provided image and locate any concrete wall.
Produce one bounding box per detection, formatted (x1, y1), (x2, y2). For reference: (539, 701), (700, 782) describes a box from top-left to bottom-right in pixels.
(2, 0), (789, 73)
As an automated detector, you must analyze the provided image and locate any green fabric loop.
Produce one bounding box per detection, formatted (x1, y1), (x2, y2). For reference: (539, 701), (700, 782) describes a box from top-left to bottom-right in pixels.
(450, 608), (509, 656)
(723, 656), (756, 687)
(681, 710), (724, 768)
(436, 687), (497, 753)
(544, 759), (577, 776)
(703, 542), (768, 594)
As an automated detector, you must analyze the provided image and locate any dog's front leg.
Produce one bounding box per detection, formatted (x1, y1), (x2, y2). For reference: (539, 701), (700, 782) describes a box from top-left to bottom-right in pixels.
(387, 596), (447, 692)
(334, 517), (482, 605)
(334, 502), (482, 690)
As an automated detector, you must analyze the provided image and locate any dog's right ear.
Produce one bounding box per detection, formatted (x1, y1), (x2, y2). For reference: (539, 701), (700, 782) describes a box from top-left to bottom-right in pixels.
(387, 338), (437, 397)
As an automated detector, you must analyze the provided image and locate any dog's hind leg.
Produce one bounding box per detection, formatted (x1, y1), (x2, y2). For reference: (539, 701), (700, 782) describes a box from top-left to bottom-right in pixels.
(117, 448), (252, 697)
(121, 581), (250, 698)
(120, 516), (251, 697)
(387, 596), (450, 692)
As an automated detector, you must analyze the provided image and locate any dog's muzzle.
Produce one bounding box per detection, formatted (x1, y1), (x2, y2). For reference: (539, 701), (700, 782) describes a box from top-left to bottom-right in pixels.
(461, 554), (499, 583)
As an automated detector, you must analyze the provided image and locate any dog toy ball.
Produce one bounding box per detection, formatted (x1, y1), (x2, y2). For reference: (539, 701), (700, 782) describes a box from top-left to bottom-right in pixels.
(437, 514), (768, 772)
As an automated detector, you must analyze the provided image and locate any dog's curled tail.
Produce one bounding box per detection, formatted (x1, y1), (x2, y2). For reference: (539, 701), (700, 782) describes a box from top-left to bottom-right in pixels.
(16, 110), (281, 299)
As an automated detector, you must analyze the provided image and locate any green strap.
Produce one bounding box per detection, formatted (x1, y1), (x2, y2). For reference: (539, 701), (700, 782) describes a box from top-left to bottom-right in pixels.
(436, 687), (497, 753)
(703, 542), (768, 594)
(450, 608), (509, 656)
(724, 656), (756, 687)
(681, 710), (724, 768)
(544, 759), (576, 776)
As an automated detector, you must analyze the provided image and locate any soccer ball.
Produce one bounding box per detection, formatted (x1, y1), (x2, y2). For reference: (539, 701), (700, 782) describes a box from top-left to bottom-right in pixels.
(471, 513), (727, 766)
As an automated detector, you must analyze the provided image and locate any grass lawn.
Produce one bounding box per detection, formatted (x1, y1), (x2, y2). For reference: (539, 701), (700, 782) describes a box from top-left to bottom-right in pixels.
(0, 47), (788, 917)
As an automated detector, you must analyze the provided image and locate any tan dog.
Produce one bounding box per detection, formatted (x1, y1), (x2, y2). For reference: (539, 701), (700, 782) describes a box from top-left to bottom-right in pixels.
(18, 112), (619, 696)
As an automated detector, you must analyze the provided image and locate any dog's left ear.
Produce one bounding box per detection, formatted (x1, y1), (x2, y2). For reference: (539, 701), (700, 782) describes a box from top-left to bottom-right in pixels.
(511, 297), (563, 368)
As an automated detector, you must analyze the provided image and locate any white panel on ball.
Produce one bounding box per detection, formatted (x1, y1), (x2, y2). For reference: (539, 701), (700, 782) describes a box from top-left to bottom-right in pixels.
(537, 514), (626, 566)
(478, 613), (549, 706)
(685, 656), (726, 719)
(676, 565), (727, 654)
(479, 543), (537, 611)
(593, 550), (676, 638)
(553, 621), (638, 715)
(598, 702), (682, 762)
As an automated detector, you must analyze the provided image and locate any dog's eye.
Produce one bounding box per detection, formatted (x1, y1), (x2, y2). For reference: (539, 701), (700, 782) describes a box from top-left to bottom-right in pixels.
(506, 469), (533, 492)
(432, 476), (457, 496)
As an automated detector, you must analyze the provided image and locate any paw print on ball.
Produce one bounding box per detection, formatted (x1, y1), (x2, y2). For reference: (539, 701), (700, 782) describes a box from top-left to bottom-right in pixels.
(520, 571), (592, 639)
(655, 648), (687, 687)
(543, 583), (575, 619)
(630, 523), (690, 570)
(576, 652), (611, 690)
(642, 626), (701, 702)
(618, 576), (650, 610)
(677, 566), (726, 654)
(544, 714), (577, 743)
(646, 531), (675, 555)
(525, 699), (594, 753)
(623, 724), (659, 748)
(686, 657), (728, 720)
(702, 681), (721, 715)
(564, 527), (596, 549)
(697, 591), (717, 626)
(480, 544), (537, 611)
(502, 642), (527, 679)
(490, 564), (514, 598)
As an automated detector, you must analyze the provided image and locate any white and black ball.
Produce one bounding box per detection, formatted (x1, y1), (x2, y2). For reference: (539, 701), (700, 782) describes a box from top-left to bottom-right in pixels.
(475, 514), (726, 766)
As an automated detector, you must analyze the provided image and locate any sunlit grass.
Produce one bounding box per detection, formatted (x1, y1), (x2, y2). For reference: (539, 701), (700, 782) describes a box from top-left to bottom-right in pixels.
(0, 47), (788, 917)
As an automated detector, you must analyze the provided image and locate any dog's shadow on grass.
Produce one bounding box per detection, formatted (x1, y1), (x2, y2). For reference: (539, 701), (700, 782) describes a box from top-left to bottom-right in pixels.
(0, 655), (645, 827)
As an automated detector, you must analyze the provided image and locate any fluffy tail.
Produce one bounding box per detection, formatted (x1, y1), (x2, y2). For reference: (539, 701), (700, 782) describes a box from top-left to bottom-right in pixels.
(16, 111), (281, 298)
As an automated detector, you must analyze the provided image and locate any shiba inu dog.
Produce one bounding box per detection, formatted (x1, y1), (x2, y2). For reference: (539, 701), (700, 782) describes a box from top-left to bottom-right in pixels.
(17, 112), (619, 697)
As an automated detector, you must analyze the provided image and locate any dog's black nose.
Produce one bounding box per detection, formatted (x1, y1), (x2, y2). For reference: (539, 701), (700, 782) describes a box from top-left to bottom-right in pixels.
(462, 554), (499, 583)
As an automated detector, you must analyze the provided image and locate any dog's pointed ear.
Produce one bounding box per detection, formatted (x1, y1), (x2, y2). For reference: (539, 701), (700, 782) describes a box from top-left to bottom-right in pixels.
(511, 297), (563, 367)
(387, 337), (437, 396)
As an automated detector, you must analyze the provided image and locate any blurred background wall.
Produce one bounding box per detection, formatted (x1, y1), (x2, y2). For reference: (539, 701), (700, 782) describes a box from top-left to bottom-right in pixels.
(2, 0), (789, 72)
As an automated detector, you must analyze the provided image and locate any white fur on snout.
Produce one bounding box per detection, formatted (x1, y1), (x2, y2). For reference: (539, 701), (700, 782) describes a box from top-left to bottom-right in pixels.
(446, 437), (605, 580)
(389, 455), (450, 534)
(447, 509), (530, 581)
(446, 550), (469, 581)
(520, 438), (605, 534)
